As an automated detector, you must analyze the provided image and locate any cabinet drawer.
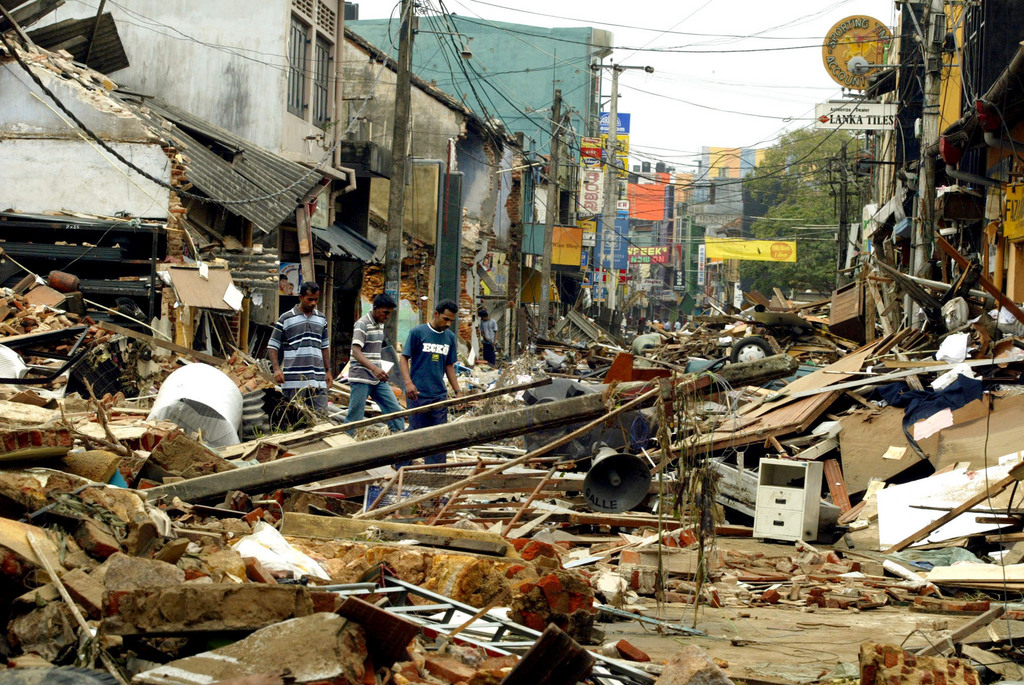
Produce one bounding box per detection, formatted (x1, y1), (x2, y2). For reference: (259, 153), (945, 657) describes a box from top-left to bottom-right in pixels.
(756, 486), (805, 512)
(753, 507), (804, 541)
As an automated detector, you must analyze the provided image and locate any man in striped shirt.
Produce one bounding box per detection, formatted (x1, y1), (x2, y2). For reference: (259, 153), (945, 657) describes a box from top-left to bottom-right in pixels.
(267, 282), (333, 412)
(345, 294), (404, 432)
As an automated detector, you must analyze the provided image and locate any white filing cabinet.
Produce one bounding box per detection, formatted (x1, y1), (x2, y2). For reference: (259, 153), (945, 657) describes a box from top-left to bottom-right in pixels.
(753, 459), (823, 542)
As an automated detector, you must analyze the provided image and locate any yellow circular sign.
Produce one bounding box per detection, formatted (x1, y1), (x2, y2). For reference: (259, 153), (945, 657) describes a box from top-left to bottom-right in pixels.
(821, 16), (893, 90)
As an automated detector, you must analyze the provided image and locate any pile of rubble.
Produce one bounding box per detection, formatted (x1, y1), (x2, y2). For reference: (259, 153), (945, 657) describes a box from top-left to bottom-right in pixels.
(2, 266), (1024, 683)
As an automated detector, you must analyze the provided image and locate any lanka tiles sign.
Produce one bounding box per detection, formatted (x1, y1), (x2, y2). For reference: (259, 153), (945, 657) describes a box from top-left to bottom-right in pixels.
(705, 238), (797, 262)
(815, 100), (896, 130)
(552, 226), (584, 266)
(627, 245), (670, 264)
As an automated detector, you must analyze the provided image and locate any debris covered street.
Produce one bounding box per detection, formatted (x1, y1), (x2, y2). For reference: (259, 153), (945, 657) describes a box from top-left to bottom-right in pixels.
(4, 0), (1024, 684)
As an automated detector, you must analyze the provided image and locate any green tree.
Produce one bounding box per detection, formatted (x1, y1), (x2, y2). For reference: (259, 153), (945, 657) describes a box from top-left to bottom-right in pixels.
(742, 128), (860, 296)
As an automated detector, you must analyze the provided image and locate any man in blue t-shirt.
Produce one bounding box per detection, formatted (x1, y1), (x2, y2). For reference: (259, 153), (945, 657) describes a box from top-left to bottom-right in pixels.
(398, 299), (462, 465)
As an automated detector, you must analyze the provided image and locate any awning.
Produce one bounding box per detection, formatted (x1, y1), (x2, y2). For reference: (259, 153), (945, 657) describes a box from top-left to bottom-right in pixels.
(312, 223), (377, 263)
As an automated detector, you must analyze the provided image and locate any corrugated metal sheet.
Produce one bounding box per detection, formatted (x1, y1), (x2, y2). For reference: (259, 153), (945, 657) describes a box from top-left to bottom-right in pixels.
(28, 13), (129, 74)
(311, 222), (377, 263)
(124, 97), (329, 235)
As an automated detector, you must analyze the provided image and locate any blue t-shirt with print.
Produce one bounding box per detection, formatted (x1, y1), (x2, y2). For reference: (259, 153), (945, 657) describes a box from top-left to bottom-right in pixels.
(403, 323), (457, 400)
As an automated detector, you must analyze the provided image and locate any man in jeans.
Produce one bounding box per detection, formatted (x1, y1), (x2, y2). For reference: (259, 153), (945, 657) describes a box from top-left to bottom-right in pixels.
(345, 294), (404, 433)
(398, 299), (462, 465)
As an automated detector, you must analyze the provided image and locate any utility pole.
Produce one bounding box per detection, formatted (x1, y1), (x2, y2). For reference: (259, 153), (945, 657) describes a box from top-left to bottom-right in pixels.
(594, 62), (653, 314)
(836, 140), (849, 288)
(539, 90), (562, 337)
(384, 0), (414, 342)
(602, 67), (621, 313)
(913, 0), (946, 284)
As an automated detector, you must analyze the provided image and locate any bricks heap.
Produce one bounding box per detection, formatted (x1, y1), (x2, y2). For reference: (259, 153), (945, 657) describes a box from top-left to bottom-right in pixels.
(0, 427), (72, 456)
(509, 568), (598, 644)
(860, 643), (979, 685)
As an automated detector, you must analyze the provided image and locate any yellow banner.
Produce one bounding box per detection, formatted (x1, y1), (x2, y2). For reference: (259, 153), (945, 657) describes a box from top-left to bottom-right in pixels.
(704, 238), (797, 262)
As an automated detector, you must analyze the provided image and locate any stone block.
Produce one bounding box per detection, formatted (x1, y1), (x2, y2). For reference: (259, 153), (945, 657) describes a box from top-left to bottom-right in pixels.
(102, 583), (315, 635)
(131, 613), (368, 683)
(98, 552), (185, 591)
(656, 644), (735, 685)
(61, 567), (105, 618)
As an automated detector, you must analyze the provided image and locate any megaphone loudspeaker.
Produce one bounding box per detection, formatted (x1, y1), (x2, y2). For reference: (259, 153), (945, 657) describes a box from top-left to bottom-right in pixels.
(583, 447), (652, 513)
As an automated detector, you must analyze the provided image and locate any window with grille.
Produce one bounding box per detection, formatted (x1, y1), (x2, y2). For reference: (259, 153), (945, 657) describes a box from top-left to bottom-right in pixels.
(313, 38), (331, 127)
(288, 16), (308, 117)
(317, 1), (336, 35)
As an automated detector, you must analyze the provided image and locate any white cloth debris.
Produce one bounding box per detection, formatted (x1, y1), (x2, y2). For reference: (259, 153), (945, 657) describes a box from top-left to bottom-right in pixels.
(934, 332), (970, 364)
(232, 521), (330, 580)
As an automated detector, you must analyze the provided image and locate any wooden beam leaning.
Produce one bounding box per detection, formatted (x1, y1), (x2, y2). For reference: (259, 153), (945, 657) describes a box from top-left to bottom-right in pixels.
(936, 234), (1024, 326)
(338, 376), (551, 433)
(355, 385), (663, 520)
(143, 392), (609, 504)
(97, 321), (225, 366)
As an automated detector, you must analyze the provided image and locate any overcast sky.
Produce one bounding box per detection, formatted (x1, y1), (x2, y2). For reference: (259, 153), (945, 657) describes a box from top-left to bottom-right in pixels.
(354, 0), (898, 172)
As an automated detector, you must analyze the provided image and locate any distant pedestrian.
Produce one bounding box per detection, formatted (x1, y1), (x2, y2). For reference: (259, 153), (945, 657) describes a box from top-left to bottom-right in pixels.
(398, 300), (463, 465)
(674, 319), (682, 332)
(478, 308), (497, 365)
(267, 282), (332, 412)
(346, 294), (404, 433)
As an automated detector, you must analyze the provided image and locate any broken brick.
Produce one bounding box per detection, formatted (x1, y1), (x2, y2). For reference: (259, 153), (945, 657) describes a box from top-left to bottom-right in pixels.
(74, 519), (120, 558)
(425, 655), (477, 683)
(615, 639), (651, 662)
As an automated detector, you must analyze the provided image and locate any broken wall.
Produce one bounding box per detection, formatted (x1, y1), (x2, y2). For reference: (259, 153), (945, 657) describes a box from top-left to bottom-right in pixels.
(0, 58), (170, 218)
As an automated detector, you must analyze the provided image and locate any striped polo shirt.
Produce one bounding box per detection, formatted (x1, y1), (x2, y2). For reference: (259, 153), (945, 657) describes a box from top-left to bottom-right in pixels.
(350, 312), (384, 385)
(267, 305), (329, 390)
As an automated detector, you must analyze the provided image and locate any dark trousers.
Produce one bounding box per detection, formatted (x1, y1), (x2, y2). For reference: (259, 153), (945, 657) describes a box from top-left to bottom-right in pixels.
(396, 396), (448, 467)
(482, 340), (496, 365)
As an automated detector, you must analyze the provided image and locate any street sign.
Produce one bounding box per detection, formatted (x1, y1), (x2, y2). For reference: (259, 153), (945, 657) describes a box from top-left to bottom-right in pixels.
(814, 100), (896, 130)
(599, 112), (631, 134)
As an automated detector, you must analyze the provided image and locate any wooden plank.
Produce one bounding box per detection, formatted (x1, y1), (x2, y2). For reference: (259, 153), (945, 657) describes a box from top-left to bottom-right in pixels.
(280, 512), (518, 557)
(337, 597), (420, 668)
(97, 320), (225, 366)
(144, 392), (609, 504)
(866, 278), (893, 337)
(503, 624), (595, 685)
(166, 266), (235, 311)
(937, 234), (1024, 326)
(884, 461), (1024, 553)
(823, 459), (852, 513)
(792, 437), (839, 461)
(915, 606), (1005, 656)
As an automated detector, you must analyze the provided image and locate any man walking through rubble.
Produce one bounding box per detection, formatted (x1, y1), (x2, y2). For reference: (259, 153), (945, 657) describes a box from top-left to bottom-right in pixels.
(477, 308), (497, 365)
(346, 294), (404, 433)
(397, 299), (463, 466)
(267, 281), (333, 413)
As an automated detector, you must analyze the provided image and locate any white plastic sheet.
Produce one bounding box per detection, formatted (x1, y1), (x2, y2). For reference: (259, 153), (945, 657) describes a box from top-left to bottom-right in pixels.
(232, 521), (330, 580)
